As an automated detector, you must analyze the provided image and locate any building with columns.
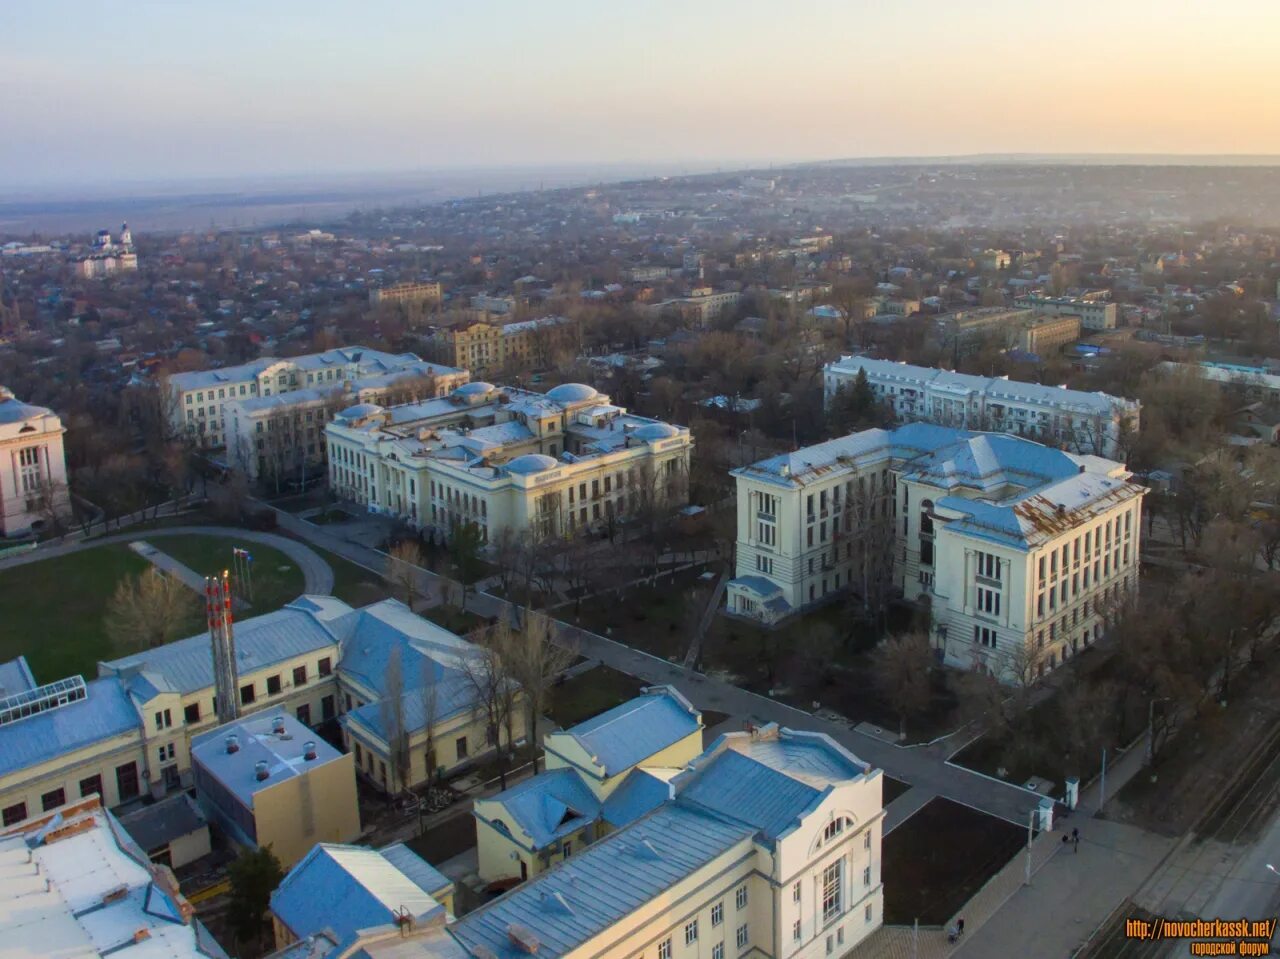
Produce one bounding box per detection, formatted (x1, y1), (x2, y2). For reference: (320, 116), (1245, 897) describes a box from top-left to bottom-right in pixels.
(0, 386), (70, 537)
(325, 381), (692, 543)
(728, 424), (1145, 680)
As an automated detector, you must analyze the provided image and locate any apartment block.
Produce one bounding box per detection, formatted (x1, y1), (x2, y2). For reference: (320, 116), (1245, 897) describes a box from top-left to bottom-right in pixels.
(1015, 293), (1118, 331)
(369, 281), (443, 307)
(428, 315), (571, 374)
(325, 381), (692, 543)
(824, 356), (1139, 459)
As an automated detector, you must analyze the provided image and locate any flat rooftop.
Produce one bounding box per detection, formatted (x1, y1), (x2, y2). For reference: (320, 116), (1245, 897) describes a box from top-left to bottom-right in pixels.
(191, 711), (343, 809)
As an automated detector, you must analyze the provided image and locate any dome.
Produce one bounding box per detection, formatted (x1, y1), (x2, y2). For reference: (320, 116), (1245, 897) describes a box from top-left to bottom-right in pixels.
(632, 422), (679, 441)
(505, 453), (559, 475)
(546, 383), (598, 404)
(454, 381), (495, 396)
(339, 402), (383, 419)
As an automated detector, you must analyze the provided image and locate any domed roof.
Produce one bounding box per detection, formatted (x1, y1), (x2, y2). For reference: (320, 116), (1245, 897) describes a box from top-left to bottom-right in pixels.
(505, 453), (559, 475)
(454, 381), (495, 396)
(546, 383), (598, 404)
(632, 422), (679, 441)
(340, 402), (383, 419)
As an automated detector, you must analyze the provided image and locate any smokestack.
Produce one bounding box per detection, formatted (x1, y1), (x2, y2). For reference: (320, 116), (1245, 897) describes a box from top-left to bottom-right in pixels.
(207, 572), (240, 726)
(254, 761), (269, 782)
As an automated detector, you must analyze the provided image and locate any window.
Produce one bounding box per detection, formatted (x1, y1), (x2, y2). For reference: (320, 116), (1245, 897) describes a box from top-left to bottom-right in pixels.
(41, 788), (66, 812)
(826, 935), (833, 955)
(793, 920), (802, 942)
(736, 885), (748, 910)
(2, 803), (26, 826)
(865, 904), (873, 923)
(976, 586), (1000, 617)
(822, 861), (843, 922)
(793, 881), (802, 903)
(456, 735), (469, 760)
(240, 684), (255, 705)
(711, 903), (724, 927)
(318, 657), (332, 677)
(184, 702), (200, 724)
(824, 818), (845, 842)
(322, 695), (335, 720)
(267, 675), (282, 695)
(296, 703), (312, 726)
(736, 925), (749, 950)
(973, 625), (997, 648)
(293, 665), (307, 687)
(354, 742), (363, 765)
(79, 774), (103, 799)
(658, 939), (672, 959)
(863, 866), (871, 887)
(712, 945), (724, 959)
(976, 551), (1000, 580)
(685, 920), (699, 945)
(864, 830), (872, 849)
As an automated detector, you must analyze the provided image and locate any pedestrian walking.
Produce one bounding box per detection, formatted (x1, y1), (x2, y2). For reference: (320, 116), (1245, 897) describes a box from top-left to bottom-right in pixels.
(956, 918), (965, 938)
(1071, 827), (1080, 852)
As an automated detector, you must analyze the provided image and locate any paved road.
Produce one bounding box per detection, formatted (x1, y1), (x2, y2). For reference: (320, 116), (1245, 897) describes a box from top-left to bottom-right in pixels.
(267, 502), (1046, 831)
(0, 525), (335, 595)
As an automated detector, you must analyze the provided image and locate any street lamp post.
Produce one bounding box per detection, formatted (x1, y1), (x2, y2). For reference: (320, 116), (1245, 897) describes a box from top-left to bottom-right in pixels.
(1147, 697), (1170, 766)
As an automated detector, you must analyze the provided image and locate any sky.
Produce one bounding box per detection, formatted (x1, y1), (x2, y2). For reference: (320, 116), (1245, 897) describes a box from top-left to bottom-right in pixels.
(5, 0), (1280, 189)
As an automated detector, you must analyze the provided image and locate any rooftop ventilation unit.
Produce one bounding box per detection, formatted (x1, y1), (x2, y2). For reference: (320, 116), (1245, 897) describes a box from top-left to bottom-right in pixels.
(271, 715), (286, 735)
(225, 735), (240, 754)
(254, 761), (270, 782)
(507, 924), (540, 955)
(303, 742), (317, 761)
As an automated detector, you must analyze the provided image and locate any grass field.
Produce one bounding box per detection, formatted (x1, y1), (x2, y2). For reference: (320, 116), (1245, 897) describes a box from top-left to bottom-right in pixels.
(152, 535), (306, 614)
(547, 665), (645, 729)
(882, 797), (1026, 924)
(0, 545), (155, 683)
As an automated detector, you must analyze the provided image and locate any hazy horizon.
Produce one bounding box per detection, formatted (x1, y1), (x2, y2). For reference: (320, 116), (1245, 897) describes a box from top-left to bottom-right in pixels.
(7, 0), (1280, 191)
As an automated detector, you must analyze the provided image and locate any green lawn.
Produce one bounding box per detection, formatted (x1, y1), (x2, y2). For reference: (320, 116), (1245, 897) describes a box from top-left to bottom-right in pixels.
(547, 665), (645, 728)
(156, 535), (305, 614)
(0, 545), (156, 683)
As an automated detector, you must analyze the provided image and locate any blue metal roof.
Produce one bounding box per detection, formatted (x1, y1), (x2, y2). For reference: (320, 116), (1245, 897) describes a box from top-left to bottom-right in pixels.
(271, 843), (447, 947)
(479, 768), (601, 849)
(452, 805), (752, 959)
(564, 688), (700, 777)
(727, 575), (782, 597)
(342, 671), (480, 742)
(102, 602), (342, 694)
(679, 749), (823, 841)
(0, 676), (140, 777)
(381, 842), (452, 897)
(0, 655), (36, 696)
(600, 769), (673, 829)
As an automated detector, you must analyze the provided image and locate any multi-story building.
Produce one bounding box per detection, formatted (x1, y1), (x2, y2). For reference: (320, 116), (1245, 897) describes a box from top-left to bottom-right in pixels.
(824, 356), (1139, 458)
(428, 315), (571, 374)
(0, 596), (520, 827)
(369, 281), (443, 308)
(1019, 314), (1081, 355)
(935, 308), (1036, 357)
(325, 381), (692, 542)
(223, 360), (468, 484)
(651, 289), (742, 326)
(1015, 294), (1118, 331)
(727, 424), (1145, 680)
(166, 346), (433, 449)
(268, 722), (885, 959)
(0, 795), (227, 959)
(0, 386), (70, 537)
(470, 293), (517, 315)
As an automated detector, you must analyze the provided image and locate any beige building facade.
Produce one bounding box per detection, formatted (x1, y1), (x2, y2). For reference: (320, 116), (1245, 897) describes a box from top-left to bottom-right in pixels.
(0, 387), (71, 537)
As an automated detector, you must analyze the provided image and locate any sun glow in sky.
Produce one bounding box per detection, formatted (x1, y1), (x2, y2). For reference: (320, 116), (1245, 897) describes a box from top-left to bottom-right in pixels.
(5, 0), (1280, 186)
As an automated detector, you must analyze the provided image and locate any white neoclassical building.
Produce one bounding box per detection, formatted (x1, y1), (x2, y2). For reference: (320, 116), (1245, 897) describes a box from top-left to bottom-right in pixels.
(0, 387), (70, 537)
(824, 356), (1139, 459)
(325, 382), (693, 542)
(728, 424), (1145, 680)
(166, 347), (465, 450)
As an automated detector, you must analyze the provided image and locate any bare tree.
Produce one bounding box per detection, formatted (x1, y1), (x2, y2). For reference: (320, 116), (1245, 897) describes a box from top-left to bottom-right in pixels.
(496, 610), (578, 768)
(386, 539), (425, 609)
(421, 662), (440, 788)
(104, 568), (199, 653)
(380, 645), (411, 794)
(870, 631), (933, 740)
(459, 626), (518, 789)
